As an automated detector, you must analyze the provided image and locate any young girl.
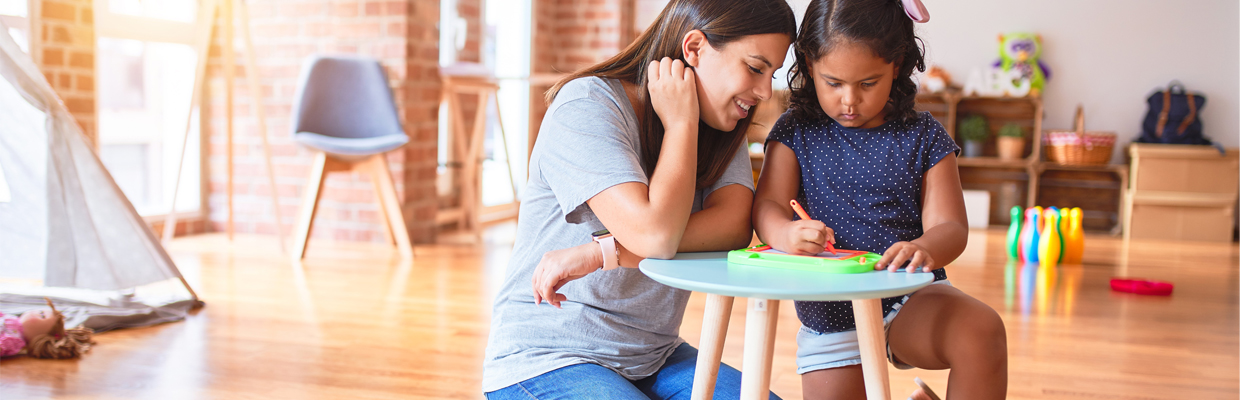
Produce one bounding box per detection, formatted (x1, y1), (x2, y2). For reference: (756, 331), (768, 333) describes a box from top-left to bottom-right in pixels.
(753, 0), (1007, 399)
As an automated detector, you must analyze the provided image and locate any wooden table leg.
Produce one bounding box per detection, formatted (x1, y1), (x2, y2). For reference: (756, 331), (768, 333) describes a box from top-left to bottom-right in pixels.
(692, 294), (734, 400)
(853, 298), (891, 400)
(740, 298), (779, 400)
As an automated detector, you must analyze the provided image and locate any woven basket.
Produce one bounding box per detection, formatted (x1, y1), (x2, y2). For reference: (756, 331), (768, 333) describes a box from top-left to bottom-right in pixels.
(1044, 105), (1116, 165)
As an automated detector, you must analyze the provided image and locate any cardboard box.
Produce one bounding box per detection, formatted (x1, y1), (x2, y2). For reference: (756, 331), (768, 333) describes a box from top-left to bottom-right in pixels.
(1129, 144), (1239, 194)
(1128, 197), (1235, 242)
(1124, 144), (1239, 242)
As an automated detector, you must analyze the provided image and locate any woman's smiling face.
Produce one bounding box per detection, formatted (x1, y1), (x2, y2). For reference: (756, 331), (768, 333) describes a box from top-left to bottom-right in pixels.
(808, 41), (898, 129)
(690, 33), (792, 132)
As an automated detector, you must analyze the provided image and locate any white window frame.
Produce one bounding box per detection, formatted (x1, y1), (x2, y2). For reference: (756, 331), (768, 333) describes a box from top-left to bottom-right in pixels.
(94, 0), (204, 221)
(0, 0), (32, 54)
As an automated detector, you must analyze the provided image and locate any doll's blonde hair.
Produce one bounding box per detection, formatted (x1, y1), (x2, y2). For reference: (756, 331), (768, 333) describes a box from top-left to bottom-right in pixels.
(25, 298), (95, 359)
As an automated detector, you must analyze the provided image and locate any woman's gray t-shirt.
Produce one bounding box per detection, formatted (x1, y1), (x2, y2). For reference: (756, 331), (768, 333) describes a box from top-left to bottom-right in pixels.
(481, 76), (755, 392)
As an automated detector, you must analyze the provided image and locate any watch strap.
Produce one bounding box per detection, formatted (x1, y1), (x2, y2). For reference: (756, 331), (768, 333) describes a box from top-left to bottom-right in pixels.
(594, 235), (619, 271)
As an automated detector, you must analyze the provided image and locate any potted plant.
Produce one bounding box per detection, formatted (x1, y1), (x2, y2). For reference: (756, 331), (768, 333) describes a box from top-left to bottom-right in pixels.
(997, 123), (1025, 160)
(958, 115), (988, 157)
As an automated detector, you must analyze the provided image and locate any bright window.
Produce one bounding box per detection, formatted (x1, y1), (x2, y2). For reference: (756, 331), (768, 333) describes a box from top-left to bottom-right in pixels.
(0, 0), (30, 53)
(95, 0), (200, 216)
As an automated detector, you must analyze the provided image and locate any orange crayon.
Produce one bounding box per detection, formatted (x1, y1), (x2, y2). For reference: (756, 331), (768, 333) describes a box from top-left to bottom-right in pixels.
(791, 199), (836, 254)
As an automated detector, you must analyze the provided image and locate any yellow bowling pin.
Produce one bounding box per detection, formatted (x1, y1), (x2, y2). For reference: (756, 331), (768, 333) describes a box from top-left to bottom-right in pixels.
(1039, 211), (1061, 268)
(1063, 208), (1085, 264)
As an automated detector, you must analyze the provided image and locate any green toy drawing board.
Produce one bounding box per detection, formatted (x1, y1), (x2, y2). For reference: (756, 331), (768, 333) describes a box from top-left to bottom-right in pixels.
(728, 244), (878, 274)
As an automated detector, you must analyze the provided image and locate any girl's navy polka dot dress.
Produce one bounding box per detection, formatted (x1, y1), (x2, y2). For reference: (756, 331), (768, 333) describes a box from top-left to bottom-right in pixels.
(765, 111), (959, 334)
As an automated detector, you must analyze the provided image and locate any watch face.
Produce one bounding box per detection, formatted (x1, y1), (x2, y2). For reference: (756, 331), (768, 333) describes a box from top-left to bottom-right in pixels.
(592, 229), (610, 237)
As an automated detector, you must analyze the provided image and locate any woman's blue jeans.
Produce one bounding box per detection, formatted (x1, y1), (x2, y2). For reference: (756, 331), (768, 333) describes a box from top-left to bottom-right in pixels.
(485, 343), (781, 400)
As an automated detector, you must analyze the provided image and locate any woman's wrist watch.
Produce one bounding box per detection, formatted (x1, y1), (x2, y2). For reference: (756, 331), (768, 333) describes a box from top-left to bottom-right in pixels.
(591, 229), (620, 271)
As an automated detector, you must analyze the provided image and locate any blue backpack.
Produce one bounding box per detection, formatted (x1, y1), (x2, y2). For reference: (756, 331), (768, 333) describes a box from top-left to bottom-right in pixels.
(1138, 81), (1212, 145)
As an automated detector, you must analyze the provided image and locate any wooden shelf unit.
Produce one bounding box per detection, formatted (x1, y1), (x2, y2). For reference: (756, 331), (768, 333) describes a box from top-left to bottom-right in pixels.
(916, 91), (1128, 232)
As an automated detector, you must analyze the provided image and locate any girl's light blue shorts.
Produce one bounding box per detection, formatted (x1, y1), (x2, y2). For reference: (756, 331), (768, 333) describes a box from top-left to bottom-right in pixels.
(795, 280), (953, 374)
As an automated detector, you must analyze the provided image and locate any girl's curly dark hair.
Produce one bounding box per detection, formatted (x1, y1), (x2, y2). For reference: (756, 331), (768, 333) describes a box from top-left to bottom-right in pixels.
(786, 0), (926, 124)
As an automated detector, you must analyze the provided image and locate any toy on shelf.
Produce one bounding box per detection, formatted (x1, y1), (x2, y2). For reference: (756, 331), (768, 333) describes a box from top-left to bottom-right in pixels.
(962, 32), (1050, 97)
(920, 65), (954, 93)
(1007, 206), (1086, 264)
(994, 32), (1051, 97)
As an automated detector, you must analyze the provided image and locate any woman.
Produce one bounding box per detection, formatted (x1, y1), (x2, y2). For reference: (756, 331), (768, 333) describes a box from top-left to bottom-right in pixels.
(482, 0), (796, 399)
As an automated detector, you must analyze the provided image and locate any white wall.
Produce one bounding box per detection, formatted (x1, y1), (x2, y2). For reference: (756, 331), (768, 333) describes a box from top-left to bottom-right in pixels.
(916, 0), (1239, 156)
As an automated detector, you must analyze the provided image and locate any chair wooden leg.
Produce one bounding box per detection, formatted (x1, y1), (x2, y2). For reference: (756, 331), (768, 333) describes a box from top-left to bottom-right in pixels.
(366, 156), (397, 247)
(292, 152), (330, 260)
(693, 294), (734, 400)
(367, 154), (414, 259)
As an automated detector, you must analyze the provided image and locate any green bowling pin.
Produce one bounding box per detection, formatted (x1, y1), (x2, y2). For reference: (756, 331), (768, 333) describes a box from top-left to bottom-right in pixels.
(1007, 206), (1023, 259)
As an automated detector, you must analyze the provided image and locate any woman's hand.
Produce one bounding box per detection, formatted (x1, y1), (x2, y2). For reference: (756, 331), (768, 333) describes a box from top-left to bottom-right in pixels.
(532, 242), (604, 308)
(876, 241), (937, 273)
(777, 219), (835, 255)
(647, 57), (698, 130)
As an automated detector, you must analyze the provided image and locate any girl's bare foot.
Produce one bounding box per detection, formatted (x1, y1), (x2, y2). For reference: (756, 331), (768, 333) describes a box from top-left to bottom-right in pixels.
(911, 377), (941, 400)
(909, 387), (935, 400)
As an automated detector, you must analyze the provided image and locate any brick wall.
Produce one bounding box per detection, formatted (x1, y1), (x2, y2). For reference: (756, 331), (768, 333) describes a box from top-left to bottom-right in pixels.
(197, 0), (655, 245)
(528, 0), (639, 153)
(201, 0), (441, 244)
(32, 0), (96, 147)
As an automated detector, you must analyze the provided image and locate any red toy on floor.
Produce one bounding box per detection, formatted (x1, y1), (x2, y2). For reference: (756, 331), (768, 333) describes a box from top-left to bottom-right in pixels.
(1110, 278), (1174, 296)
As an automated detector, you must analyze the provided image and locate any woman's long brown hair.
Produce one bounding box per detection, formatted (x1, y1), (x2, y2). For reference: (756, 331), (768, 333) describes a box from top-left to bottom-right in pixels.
(547, 0), (796, 189)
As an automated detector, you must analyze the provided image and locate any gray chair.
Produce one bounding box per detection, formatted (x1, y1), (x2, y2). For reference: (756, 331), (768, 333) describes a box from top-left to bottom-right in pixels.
(289, 55), (413, 260)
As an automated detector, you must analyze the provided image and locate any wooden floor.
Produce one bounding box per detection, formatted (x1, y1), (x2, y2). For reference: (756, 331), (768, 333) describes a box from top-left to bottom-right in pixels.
(2, 224), (1237, 399)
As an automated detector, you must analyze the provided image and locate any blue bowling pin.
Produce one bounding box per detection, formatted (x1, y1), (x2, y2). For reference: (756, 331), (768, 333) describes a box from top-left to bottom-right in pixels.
(1022, 207), (1041, 263)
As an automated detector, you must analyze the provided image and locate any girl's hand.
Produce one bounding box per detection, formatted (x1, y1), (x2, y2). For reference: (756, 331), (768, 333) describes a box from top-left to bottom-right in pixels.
(532, 242), (604, 308)
(647, 57), (698, 130)
(876, 241), (937, 273)
(779, 219), (836, 255)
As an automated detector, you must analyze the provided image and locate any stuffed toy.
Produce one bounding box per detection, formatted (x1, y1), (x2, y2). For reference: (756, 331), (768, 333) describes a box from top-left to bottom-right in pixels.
(0, 298), (95, 359)
(994, 33), (1050, 96)
(920, 65), (953, 93)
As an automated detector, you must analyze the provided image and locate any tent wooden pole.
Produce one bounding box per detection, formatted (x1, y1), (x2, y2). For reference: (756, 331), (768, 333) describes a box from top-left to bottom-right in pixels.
(163, 0), (218, 243)
(164, 0), (283, 251)
(236, 0), (288, 255)
(490, 90), (519, 201)
(178, 276), (202, 306)
(222, 0), (235, 241)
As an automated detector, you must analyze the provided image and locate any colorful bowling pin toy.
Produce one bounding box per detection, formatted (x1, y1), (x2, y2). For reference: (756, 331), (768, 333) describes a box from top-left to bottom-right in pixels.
(1063, 208), (1085, 264)
(1022, 207), (1041, 263)
(1039, 211), (1061, 268)
(1050, 207), (1065, 262)
(1007, 206), (1023, 259)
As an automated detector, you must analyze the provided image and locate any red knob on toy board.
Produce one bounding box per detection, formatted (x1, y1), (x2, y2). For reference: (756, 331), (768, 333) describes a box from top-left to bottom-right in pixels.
(1110, 278), (1173, 296)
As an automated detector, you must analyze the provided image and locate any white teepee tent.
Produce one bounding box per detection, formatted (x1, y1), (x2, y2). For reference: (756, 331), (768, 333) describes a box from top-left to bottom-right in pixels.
(0, 21), (200, 328)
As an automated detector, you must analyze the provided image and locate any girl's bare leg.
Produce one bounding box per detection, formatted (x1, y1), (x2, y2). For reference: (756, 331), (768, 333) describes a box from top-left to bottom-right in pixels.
(800, 284), (1006, 399)
(887, 284), (1007, 400)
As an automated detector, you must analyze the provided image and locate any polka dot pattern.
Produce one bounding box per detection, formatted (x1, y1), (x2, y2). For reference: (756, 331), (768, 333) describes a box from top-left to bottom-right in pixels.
(765, 111), (960, 334)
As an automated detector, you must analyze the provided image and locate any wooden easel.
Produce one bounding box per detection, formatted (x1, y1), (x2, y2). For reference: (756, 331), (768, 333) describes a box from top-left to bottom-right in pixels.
(163, 0), (285, 252)
(437, 64), (519, 239)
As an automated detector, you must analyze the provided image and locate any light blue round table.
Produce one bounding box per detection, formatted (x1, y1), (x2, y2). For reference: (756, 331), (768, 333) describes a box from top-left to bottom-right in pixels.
(640, 252), (935, 400)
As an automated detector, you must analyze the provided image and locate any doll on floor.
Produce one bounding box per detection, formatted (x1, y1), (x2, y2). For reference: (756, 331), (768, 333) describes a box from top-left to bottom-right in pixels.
(1, 298), (95, 359)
